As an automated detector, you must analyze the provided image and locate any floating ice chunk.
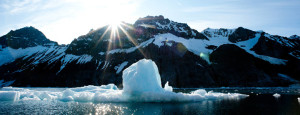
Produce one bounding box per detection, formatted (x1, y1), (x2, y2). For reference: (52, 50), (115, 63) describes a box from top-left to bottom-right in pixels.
(122, 59), (163, 95)
(37, 92), (52, 100)
(73, 92), (94, 102)
(99, 84), (118, 90)
(298, 97), (300, 103)
(192, 89), (207, 96)
(71, 84), (118, 93)
(273, 93), (281, 98)
(60, 89), (75, 101)
(164, 82), (173, 92)
(0, 91), (20, 101)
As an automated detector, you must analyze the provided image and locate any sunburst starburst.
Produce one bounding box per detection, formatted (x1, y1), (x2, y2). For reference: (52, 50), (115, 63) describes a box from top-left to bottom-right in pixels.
(95, 21), (147, 63)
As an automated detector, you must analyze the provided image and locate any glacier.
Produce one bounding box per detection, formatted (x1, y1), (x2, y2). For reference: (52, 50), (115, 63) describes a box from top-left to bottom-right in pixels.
(0, 59), (248, 102)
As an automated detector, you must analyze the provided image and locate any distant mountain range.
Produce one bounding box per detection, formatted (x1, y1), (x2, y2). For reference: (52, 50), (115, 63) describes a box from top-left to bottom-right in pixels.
(0, 15), (299, 87)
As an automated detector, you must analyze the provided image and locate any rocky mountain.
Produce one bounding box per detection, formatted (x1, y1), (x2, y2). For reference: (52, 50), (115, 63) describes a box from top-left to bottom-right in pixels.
(0, 15), (299, 87)
(0, 26), (58, 49)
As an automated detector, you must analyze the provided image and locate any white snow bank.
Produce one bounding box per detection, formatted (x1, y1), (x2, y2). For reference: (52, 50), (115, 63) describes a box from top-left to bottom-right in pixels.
(0, 59), (248, 102)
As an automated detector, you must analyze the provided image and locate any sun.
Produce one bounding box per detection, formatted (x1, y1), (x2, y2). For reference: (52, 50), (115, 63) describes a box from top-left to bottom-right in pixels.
(110, 21), (120, 30)
(109, 19), (121, 31)
(108, 19), (122, 39)
(96, 17), (148, 62)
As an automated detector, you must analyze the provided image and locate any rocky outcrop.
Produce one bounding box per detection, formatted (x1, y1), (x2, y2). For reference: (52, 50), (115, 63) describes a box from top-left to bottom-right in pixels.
(251, 32), (300, 60)
(210, 44), (293, 87)
(134, 15), (208, 40)
(228, 27), (256, 43)
(0, 26), (58, 49)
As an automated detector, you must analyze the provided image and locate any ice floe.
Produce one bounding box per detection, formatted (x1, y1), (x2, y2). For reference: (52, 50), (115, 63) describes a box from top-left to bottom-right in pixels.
(0, 59), (248, 102)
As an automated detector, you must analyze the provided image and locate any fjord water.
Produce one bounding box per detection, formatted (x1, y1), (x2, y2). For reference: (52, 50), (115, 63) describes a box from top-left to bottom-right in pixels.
(0, 60), (299, 114)
(0, 87), (299, 115)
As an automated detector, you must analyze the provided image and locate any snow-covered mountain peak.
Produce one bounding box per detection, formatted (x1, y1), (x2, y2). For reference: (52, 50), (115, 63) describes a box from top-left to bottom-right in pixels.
(202, 28), (236, 38)
(263, 33), (297, 48)
(134, 15), (208, 40)
(134, 15), (186, 32)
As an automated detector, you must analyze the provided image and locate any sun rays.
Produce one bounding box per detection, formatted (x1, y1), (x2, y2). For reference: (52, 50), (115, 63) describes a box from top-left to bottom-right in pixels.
(94, 21), (147, 62)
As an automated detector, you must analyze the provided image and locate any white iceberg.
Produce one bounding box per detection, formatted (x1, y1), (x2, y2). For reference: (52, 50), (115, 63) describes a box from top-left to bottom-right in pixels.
(122, 59), (163, 94)
(0, 59), (248, 102)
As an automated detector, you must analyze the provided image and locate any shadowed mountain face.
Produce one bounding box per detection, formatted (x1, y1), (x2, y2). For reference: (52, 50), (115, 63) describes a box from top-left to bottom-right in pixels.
(0, 16), (299, 87)
(0, 26), (58, 49)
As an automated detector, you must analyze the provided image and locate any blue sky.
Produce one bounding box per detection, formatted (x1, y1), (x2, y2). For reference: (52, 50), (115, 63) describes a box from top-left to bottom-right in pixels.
(1, 0), (300, 44)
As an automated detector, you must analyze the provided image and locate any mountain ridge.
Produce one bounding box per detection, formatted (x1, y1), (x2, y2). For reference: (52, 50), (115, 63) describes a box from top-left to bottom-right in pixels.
(0, 15), (299, 87)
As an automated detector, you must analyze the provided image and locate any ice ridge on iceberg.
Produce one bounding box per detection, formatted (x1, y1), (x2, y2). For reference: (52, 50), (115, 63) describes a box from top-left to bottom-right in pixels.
(0, 59), (248, 102)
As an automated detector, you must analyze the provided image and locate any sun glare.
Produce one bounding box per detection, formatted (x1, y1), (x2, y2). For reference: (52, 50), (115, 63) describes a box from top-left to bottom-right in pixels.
(97, 17), (147, 62)
(110, 20), (121, 31)
(109, 19), (122, 38)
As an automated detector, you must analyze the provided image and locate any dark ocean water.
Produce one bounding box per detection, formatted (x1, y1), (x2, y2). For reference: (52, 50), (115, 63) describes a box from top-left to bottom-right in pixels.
(0, 87), (299, 115)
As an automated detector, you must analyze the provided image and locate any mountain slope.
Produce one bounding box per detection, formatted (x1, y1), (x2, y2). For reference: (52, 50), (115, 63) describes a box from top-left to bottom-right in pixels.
(0, 26), (58, 49)
(0, 16), (299, 87)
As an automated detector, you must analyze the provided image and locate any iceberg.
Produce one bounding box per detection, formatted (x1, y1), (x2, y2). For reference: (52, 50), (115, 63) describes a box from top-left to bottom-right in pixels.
(0, 59), (248, 102)
(122, 59), (163, 94)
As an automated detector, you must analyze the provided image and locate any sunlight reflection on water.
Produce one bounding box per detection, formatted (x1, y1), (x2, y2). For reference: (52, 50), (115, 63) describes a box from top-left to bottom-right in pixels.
(0, 88), (299, 114)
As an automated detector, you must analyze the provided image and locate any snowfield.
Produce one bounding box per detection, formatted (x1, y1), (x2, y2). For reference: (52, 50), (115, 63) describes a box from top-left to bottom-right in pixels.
(106, 32), (288, 65)
(0, 59), (248, 102)
(0, 45), (94, 74)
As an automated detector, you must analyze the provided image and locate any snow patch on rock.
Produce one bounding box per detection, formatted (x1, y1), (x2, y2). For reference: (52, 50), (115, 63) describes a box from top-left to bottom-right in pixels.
(0, 46), (48, 66)
(57, 54), (93, 73)
(114, 61), (129, 74)
(107, 38), (154, 54)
